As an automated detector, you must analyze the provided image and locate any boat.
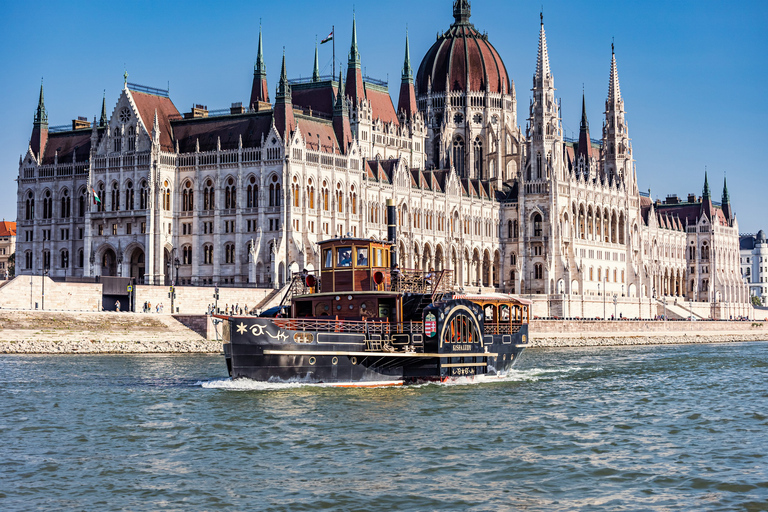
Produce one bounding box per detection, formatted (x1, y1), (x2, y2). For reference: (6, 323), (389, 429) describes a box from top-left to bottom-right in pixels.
(217, 200), (531, 386)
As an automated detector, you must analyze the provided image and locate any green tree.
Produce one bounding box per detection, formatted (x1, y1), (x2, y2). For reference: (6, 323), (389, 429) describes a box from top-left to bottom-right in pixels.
(7, 251), (14, 278)
(753, 295), (764, 307)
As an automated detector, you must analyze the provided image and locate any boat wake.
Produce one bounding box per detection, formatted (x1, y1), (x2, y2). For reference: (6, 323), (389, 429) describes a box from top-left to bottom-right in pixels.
(194, 366), (594, 391)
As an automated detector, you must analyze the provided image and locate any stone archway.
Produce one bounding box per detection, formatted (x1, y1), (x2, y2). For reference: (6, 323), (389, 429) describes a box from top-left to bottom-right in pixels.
(129, 247), (145, 283)
(102, 248), (117, 277)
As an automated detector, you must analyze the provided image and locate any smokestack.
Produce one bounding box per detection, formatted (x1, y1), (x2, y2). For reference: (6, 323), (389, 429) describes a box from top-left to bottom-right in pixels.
(387, 199), (397, 269)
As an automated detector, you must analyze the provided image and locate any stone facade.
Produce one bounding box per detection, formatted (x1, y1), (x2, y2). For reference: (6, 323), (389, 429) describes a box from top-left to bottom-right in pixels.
(0, 221), (15, 279)
(740, 230), (768, 305)
(14, 2), (751, 316)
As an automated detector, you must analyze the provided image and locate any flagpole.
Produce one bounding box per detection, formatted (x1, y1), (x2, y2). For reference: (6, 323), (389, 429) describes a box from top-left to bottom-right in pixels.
(332, 25), (335, 79)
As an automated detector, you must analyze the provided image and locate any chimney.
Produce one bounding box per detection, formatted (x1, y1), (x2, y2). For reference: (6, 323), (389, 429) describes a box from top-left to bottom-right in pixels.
(230, 102), (245, 115)
(72, 116), (91, 130)
(665, 195), (679, 205)
(687, 193), (697, 203)
(184, 104), (209, 119)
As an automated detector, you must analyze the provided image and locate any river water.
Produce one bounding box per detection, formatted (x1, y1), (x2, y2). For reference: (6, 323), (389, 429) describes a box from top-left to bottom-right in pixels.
(1, 342), (767, 511)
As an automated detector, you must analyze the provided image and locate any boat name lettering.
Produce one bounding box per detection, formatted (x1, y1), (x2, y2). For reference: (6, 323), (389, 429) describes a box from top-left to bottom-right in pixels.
(250, 324), (288, 341)
(452, 344), (474, 351)
(451, 367), (476, 376)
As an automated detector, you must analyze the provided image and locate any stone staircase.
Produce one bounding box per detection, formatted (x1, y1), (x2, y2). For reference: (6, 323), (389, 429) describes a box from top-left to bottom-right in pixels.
(656, 298), (703, 320)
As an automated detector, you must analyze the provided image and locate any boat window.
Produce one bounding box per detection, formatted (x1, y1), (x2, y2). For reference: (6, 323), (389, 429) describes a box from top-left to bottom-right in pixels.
(484, 305), (494, 322)
(323, 249), (333, 269)
(375, 248), (382, 267)
(356, 248), (369, 267)
(337, 247), (352, 267)
(500, 304), (510, 321)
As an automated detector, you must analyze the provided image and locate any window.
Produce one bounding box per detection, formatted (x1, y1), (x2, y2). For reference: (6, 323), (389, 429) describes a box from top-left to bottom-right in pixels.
(307, 179), (315, 209)
(111, 182), (120, 211)
(268, 175), (281, 207)
(78, 249), (84, 268)
(25, 251), (32, 270)
(473, 137), (484, 178)
(292, 176), (300, 207)
(98, 225), (104, 236)
(126, 223), (132, 235)
(510, 253), (517, 266)
(182, 181), (193, 212)
(127, 126), (135, 151)
(125, 181), (134, 210)
(163, 181), (171, 211)
(534, 263), (543, 280)
(204, 179), (215, 210)
(97, 183), (105, 212)
(224, 243), (235, 264)
(60, 189), (71, 218)
(337, 247), (352, 267)
(323, 249), (333, 268)
(247, 176), (258, 208)
(139, 180), (148, 210)
(225, 177), (236, 209)
(60, 250), (69, 269)
(112, 224), (117, 235)
(356, 248), (369, 267)
(140, 222), (146, 234)
(42, 190), (53, 219)
(203, 244), (214, 265)
(453, 137), (465, 177)
(182, 246), (192, 265)
(25, 191), (35, 220)
(113, 126), (122, 152)
(533, 213), (543, 237)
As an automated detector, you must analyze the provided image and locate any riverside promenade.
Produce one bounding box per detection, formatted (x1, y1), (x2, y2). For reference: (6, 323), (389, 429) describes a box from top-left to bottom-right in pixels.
(0, 310), (765, 354)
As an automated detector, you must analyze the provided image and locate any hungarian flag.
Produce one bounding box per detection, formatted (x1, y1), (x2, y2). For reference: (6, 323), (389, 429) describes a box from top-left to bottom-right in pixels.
(321, 30), (333, 44)
(92, 188), (101, 205)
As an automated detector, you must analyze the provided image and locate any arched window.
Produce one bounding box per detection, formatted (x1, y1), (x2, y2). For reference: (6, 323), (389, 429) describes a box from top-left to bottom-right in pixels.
(225, 177), (236, 209)
(247, 176), (258, 208)
(25, 191), (35, 220)
(182, 181), (193, 212)
(224, 243), (235, 264)
(473, 137), (484, 179)
(42, 190), (53, 219)
(60, 189), (71, 218)
(25, 251), (33, 270)
(322, 183), (329, 211)
(78, 189), (86, 217)
(534, 263), (543, 280)
(336, 183), (344, 213)
(97, 183), (105, 212)
(60, 249), (69, 269)
(204, 179), (214, 211)
(510, 252), (517, 266)
(536, 153), (542, 179)
(453, 137), (465, 177)
(203, 244), (214, 265)
(113, 127), (122, 152)
(533, 213), (543, 237)
(349, 185), (357, 215)
(138, 181), (148, 210)
(110, 182), (120, 211)
(268, 175), (281, 207)
(182, 245), (192, 265)
(127, 126), (135, 151)
(162, 181), (171, 211)
(125, 181), (134, 211)
(77, 248), (84, 268)
(292, 176), (300, 207)
(307, 179), (315, 209)
(507, 220), (513, 238)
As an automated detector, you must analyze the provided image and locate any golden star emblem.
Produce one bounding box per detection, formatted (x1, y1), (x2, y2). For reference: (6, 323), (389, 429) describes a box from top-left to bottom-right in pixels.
(236, 323), (248, 335)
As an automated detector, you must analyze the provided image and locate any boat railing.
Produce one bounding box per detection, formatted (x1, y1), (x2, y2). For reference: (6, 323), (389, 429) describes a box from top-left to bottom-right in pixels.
(272, 318), (424, 336)
(392, 269), (454, 296)
(483, 323), (525, 335)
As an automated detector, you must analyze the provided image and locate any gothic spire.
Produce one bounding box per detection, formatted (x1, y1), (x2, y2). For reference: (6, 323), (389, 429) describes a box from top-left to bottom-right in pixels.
(274, 51), (295, 137)
(34, 80), (47, 125)
(99, 91), (107, 128)
(250, 25), (270, 108)
(577, 92), (593, 162)
(349, 14), (361, 69)
(334, 69), (346, 114)
(535, 12), (551, 87)
(401, 30), (413, 83)
(312, 42), (321, 82)
(256, 25), (266, 75)
(608, 43), (622, 105)
(276, 50), (290, 101)
(453, 0), (471, 25)
(703, 170), (711, 200)
(580, 93), (589, 132)
(722, 175), (730, 204)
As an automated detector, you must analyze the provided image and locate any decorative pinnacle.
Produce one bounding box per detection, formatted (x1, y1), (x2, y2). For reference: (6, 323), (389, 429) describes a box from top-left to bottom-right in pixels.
(35, 79), (48, 125)
(349, 14), (361, 68)
(256, 25), (266, 74)
(608, 43), (622, 104)
(453, 0), (471, 25)
(722, 174), (730, 204)
(100, 90), (107, 127)
(703, 170), (711, 199)
(535, 16), (551, 85)
(123, 70), (128, 85)
(580, 93), (589, 131)
(402, 29), (413, 83)
(313, 41), (321, 82)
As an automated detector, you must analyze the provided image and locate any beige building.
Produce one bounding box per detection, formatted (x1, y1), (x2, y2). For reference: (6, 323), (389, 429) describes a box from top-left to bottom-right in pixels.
(0, 220), (16, 279)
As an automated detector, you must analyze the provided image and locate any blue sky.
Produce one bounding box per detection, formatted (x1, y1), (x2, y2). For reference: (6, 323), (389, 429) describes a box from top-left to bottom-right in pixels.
(1, 0), (766, 232)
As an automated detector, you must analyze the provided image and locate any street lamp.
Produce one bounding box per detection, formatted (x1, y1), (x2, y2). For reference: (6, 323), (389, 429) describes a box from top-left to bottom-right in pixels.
(663, 296), (667, 321)
(173, 257), (180, 314)
(613, 293), (618, 320)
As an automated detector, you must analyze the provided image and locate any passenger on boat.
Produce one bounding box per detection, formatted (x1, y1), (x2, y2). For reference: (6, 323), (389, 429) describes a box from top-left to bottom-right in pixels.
(357, 249), (368, 266)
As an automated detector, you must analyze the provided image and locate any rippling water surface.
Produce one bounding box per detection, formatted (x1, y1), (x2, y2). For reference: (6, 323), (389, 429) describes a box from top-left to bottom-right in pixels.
(2, 343), (768, 511)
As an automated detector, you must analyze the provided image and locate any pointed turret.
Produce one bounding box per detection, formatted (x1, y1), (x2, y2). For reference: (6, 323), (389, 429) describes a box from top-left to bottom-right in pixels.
(603, 44), (633, 187)
(99, 92), (108, 128)
(273, 51), (295, 137)
(535, 13), (551, 88)
(607, 43), (622, 105)
(249, 26), (270, 109)
(312, 42), (321, 82)
(345, 15), (365, 104)
(700, 171), (714, 220)
(333, 70), (353, 154)
(577, 93), (593, 163)
(397, 31), (417, 118)
(721, 175), (732, 223)
(30, 80), (49, 160)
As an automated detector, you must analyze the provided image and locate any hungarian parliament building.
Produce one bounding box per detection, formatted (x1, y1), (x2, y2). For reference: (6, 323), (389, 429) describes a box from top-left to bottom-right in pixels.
(15, 1), (749, 312)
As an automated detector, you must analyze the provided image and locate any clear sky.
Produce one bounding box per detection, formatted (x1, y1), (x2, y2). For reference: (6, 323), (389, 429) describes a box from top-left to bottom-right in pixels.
(1, 0), (766, 232)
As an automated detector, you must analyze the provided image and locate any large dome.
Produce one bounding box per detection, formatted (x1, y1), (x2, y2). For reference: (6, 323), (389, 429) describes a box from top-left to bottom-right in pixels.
(416, 1), (511, 96)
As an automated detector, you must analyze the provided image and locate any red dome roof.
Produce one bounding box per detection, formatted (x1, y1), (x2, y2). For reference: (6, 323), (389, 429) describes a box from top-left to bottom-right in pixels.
(416, 6), (510, 96)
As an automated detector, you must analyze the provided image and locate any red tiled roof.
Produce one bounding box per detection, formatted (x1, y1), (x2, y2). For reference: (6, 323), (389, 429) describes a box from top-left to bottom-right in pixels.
(129, 90), (179, 151)
(297, 116), (341, 154)
(0, 221), (16, 237)
(366, 88), (399, 126)
(293, 85), (339, 117)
